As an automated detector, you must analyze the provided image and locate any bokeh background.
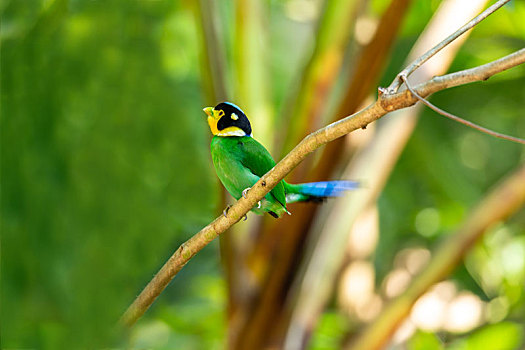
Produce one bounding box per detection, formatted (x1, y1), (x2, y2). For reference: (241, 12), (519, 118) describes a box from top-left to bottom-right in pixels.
(2, 0), (525, 349)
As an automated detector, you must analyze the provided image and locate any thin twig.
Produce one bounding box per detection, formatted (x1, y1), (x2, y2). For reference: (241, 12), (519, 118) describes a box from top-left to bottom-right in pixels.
(401, 74), (525, 145)
(388, 0), (512, 93)
(119, 49), (525, 328)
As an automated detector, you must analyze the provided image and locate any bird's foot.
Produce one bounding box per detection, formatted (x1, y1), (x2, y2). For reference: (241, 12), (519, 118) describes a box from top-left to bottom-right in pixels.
(224, 205), (248, 221)
(223, 205), (232, 218)
(242, 187), (261, 210)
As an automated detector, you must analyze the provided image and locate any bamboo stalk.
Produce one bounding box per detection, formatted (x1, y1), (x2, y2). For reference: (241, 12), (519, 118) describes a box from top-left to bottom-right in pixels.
(283, 1), (491, 348)
(304, 0), (412, 183)
(233, 0), (273, 148)
(277, 0), (360, 156)
(194, 0), (228, 103)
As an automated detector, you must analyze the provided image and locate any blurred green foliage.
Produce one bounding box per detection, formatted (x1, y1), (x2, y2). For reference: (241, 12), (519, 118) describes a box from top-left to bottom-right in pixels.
(408, 331), (443, 350)
(448, 322), (524, 350)
(309, 311), (350, 350)
(2, 0), (221, 348)
(2, 0), (525, 349)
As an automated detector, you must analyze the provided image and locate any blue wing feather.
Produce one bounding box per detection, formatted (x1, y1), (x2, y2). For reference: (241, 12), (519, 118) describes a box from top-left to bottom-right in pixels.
(284, 181), (358, 203)
(296, 181), (359, 197)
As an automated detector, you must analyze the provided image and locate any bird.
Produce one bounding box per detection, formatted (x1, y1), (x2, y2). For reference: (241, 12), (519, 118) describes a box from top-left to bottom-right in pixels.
(203, 102), (358, 219)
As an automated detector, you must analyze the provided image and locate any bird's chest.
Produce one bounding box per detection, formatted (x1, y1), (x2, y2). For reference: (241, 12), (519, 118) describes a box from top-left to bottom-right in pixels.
(211, 138), (244, 173)
(210, 137), (253, 198)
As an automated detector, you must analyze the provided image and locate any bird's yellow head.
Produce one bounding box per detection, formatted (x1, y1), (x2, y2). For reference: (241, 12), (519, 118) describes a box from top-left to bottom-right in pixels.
(203, 102), (252, 137)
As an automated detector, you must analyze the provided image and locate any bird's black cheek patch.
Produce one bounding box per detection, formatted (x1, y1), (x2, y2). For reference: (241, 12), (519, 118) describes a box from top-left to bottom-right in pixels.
(237, 118), (252, 136)
(217, 116), (252, 136)
(215, 104), (252, 136)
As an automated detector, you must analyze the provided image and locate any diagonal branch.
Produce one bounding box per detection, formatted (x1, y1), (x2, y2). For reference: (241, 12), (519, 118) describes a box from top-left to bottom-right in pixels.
(383, 47), (525, 108)
(388, 0), (512, 93)
(401, 73), (525, 144)
(410, 47), (525, 94)
(347, 162), (525, 350)
(119, 48), (525, 327)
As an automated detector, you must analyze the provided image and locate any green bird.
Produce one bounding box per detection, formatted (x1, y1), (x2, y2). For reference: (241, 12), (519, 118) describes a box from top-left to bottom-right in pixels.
(203, 102), (358, 218)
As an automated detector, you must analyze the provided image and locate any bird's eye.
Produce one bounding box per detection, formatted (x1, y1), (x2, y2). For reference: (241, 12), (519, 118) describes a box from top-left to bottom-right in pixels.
(231, 113), (239, 120)
(217, 110), (225, 118)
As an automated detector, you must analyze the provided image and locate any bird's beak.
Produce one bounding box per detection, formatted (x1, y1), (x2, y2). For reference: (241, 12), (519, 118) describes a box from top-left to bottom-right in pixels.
(203, 107), (213, 117)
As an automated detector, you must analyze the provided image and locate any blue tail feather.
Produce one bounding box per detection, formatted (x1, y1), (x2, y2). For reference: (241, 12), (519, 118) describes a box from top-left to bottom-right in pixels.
(297, 180), (359, 198)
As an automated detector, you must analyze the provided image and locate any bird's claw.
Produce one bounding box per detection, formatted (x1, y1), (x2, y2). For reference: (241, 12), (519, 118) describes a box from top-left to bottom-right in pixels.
(242, 188), (261, 208)
(224, 205), (248, 221)
(223, 205), (232, 218)
(240, 188), (260, 213)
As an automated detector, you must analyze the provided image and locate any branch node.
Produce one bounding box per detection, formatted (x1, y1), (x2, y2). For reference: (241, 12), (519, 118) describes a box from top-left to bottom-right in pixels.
(180, 243), (192, 260)
(387, 0), (512, 93)
(378, 86), (387, 96)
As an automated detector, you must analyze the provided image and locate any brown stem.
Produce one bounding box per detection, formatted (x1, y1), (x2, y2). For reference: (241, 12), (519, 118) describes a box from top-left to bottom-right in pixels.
(347, 163), (525, 350)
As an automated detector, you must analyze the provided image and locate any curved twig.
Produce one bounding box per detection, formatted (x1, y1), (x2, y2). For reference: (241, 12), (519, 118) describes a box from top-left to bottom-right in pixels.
(401, 74), (525, 144)
(388, 0), (512, 93)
